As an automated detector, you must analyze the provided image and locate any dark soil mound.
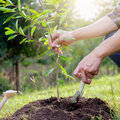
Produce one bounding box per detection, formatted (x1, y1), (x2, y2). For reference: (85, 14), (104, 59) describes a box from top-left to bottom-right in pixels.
(5, 97), (113, 120)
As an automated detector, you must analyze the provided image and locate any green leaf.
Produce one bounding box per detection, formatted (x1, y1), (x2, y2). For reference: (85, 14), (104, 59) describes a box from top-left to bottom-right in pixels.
(59, 55), (71, 64)
(0, 7), (15, 12)
(30, 14), (39, 20)
(63, 73), (74, 80)
(8, 35), (17, 40)
(5, 27), (14, 31)
(0, 0), (6, 3)
(20, 11), (26, 17)
(39, 38), (47, 42)
(42, 20), (47, 27)
(6, 0), (14, 5)
(5, 27), (15, 35)
(64, 45), (72, 51)
(49, 53), (54, 56)
(40, 9), (53, 16)
(28, 9), (38, 14)
(45, 68), (54, 77)
(15, 16), (22, 19)
(59, 64), (67, 75)
(59, 64), (74, 79)
(44, 39), (48, 46)
(59, 64), (71, 78)
(31, 26), (36, 37)
(25, 40), (35, 43)
(39, 50), (48, 58)
(16, 20), (18, 30)
(19, 27), (24, 35)
(5, 31), (15, 35)
(18, 0), (21, 11)
(3, 14), (15, 24)
(20, 38), (27, 44)
(23, 118), (27, 120)
(23, 22), (35, 30)
(3, 9), (16, 13)
(48, 46), (50, 50)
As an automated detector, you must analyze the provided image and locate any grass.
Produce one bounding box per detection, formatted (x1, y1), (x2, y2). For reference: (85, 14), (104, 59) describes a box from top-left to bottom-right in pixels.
(0, 75), (120, 119)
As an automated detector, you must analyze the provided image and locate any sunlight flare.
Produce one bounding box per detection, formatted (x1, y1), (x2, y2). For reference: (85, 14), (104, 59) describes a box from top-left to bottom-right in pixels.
(74, 0), (100, 20)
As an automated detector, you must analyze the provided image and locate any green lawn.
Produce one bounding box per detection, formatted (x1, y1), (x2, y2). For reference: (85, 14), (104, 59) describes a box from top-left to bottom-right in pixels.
(0, 75), (120, 119)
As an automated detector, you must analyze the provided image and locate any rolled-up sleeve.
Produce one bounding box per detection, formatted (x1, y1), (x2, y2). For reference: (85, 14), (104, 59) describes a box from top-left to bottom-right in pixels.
(108, 2), (120, 28)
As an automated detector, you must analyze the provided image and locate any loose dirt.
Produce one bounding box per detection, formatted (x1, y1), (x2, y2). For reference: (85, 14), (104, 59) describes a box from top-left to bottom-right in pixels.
(4, 97), (113, 120)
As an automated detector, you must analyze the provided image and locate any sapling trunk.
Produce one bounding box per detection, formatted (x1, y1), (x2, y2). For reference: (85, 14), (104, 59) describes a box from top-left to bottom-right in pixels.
(38, 0), (60, 101)
(15, 60), (20, 93)
(54, 52), (59, 100)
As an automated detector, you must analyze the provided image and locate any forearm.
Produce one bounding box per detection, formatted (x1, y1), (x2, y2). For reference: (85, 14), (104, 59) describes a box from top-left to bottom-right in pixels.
(93, 29), (120, 59)
(72, 16), (118, 41)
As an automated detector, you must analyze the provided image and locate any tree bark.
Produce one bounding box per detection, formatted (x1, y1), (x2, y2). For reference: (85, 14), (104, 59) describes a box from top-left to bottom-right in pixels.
(15, 60), (20, 93)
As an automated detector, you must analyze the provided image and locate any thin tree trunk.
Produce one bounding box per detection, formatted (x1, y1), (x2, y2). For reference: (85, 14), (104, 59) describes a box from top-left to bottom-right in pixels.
(15, 60), (20, 93)
(11, 61), (15, 85)
(54, 53), (59, 100)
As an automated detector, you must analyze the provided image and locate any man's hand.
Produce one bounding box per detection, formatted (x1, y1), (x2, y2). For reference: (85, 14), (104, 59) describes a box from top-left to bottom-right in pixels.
(73, 52), (103, 84)
(48, 30), (75, 54)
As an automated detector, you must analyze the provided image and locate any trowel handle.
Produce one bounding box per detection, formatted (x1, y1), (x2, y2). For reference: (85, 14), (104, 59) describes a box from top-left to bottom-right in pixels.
(0, 96), (8, 111)
(79, 81), (85, 93)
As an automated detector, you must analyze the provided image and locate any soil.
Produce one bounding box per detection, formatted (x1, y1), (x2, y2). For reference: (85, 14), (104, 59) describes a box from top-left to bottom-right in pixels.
(4, 97), (113, 120)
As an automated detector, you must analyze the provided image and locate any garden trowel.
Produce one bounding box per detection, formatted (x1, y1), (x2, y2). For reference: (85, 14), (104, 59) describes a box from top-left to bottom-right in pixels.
(70, 81), (85, 103)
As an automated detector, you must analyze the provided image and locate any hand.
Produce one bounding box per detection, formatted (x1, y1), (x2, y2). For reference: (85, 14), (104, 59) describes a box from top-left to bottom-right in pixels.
(48, 30), (75, 54)
(73, 52), (104, 84)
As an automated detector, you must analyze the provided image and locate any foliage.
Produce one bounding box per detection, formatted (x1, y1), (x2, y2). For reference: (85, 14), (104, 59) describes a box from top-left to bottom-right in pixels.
(0, 73), (12, 94)
(0, 0), (75, 95)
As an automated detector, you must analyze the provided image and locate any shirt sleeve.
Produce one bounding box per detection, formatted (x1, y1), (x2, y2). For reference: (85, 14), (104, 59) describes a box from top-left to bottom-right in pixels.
(107, 2), (120, 28)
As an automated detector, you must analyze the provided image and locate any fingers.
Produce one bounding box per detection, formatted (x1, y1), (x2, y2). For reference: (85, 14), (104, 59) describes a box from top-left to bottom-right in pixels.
(52, 37), (62, 48)
(81, 70), (92, 84)
(73, 66), (94, 84)
(57, 48), (62, 54)
(54, 47), (62, 54)
(73, 53), (102, 85)
(86, 71), (94, 79)
(48, 31), (63, 54)
(48, 31), (59, 49)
